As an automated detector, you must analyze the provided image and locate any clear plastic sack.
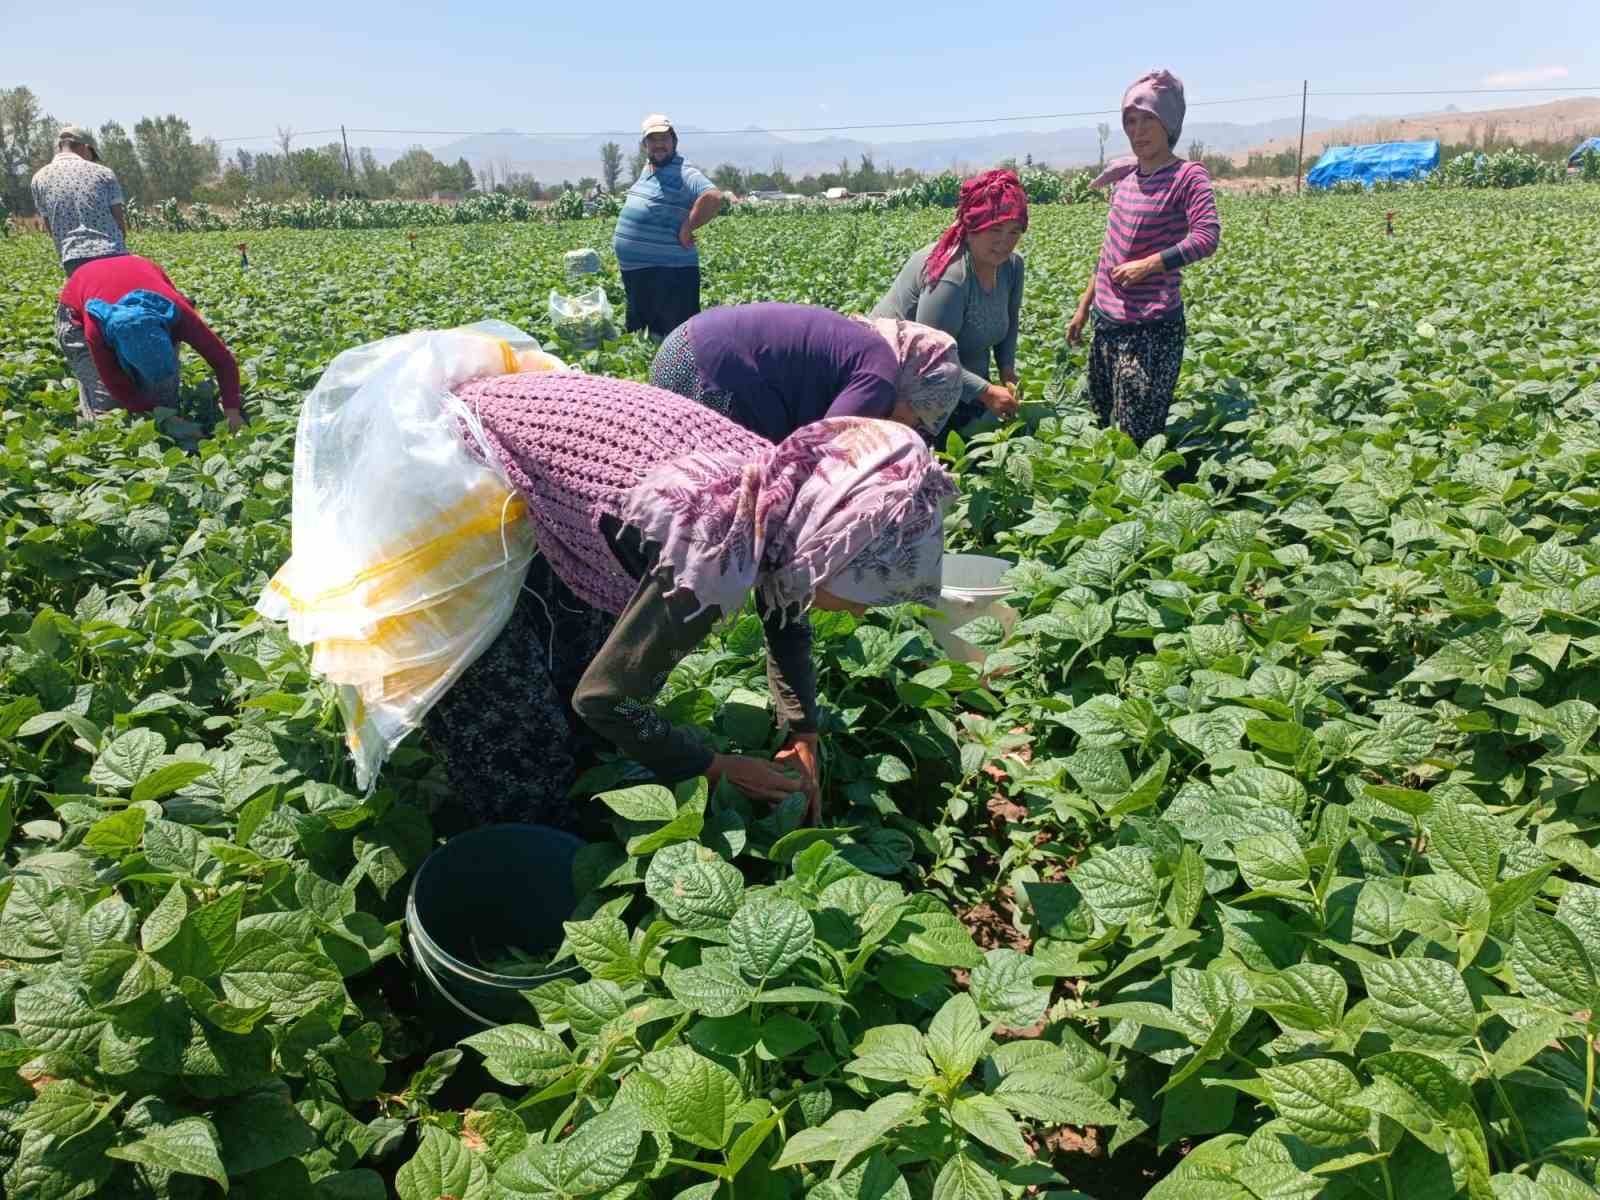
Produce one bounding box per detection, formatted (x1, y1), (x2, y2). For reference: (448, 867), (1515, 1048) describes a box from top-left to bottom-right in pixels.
(257, 319), (568, 790)
(563, 248), (602, 282)
(548, 285), (617, 349)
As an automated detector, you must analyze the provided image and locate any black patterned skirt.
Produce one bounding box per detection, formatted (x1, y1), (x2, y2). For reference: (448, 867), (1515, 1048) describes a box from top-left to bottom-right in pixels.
(420, 554), (615, 831)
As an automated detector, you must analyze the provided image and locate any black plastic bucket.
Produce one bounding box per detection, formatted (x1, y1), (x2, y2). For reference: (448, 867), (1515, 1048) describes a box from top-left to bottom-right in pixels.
(405, 823), (585, 1032)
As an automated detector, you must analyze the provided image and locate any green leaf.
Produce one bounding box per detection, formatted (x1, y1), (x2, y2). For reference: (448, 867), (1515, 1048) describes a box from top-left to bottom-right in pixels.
(1426, 792), (1503, 889)
(497, 1104), (642, 1197)
(1252, 963), (1347, 1032)
(213, 1086), (318, 1176)
(662, 962), (756, 1017)
(925, 992), (987, 1085)
(1165, 845), (1206, 930)
(807, 1152), (911, 1200)
(141, 881), (188, 952)
(598, 783), (680, 822)
(831, 1093), (921, 1179)
(1361, 958), (1479, 1050)
(1071, 846), (1160, 925)
(993, 1067), (1122, 1126)
(459, 1024), (572, 1087)
(932, 1153), (1004, 1200)
(14, 1080), (122, 1143)
(1260, 1058), (1368, 1147)
(644, 845), (742, 930)
(969, 949), (1051, 1029)
(563, 915), (640, 983)
(82, 806), (148, 857)
(1512, 911), (1597, 1012)
(1235, 832), (1309, 888)
(131, 761), (214, 804)
(728, 897), (813, 980)
(106, 1114), (229, 1191)
(13, 981), (107, 1057)
(394, 1126), (490, 1200)
(88, 728), (166, 789)
(639, 1046), (743, 1150)
(899, 910), (984, 969)
(949, 1094), (1031, 1162)
(847, 1024), (936, 1084)
(220, 927), (345, 1018)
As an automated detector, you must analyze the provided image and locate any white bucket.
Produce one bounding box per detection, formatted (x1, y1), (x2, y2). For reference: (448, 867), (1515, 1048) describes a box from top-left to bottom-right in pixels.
(923, 554), (1018, 664)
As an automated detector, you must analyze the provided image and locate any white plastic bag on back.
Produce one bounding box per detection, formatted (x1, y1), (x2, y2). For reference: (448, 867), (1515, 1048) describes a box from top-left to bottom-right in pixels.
(258, 320), (567, 790)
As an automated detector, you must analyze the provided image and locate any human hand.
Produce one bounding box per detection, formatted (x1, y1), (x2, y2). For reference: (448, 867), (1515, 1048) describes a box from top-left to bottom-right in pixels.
(706, 753), (800, 804)
(773, 733), (820, 825)
(678, 222), (696, 250)
(1066, 307), (1089, 345)
(224, 409), (244, 434)
(982, 383), (1019, 420)
(1109, 254), (1163, 287)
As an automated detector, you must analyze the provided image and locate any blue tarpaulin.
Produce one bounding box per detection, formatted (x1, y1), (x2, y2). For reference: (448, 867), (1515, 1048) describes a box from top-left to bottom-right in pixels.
(1569, 137), (1600, 166)
(1306, 141), (1440, 189)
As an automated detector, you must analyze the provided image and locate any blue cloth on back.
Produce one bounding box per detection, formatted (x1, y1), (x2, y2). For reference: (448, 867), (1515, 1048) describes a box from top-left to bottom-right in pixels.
(85, 289), (180, 390)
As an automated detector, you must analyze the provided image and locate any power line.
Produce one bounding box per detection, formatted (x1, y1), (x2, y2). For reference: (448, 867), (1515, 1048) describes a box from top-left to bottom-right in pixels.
(210, 83), (1599, 146)
(1314, 85), (1599, 97)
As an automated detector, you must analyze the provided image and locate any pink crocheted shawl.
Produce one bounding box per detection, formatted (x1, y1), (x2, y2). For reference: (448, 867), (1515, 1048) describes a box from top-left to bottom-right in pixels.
(454, 373), (955, 620)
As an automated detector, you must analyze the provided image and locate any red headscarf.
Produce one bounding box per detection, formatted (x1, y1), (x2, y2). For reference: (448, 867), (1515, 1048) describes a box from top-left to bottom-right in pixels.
(923, 169), (1029, 287)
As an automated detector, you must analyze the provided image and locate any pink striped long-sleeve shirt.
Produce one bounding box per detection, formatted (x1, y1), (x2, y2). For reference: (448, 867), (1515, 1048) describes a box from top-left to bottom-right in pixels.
(1092, 160), (1220, 324)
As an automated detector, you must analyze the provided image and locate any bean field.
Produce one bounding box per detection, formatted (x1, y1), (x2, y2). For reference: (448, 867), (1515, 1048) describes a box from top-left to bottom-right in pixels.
(1, 188), (1599, 1200)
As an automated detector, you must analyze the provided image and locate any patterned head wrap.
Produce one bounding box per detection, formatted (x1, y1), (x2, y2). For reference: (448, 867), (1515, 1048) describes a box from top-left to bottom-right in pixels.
(850, 316), (963, 436)
(612, 417), (955, 621)
(923, 169), (1030, 288)
(1093, 69), (1189, 189)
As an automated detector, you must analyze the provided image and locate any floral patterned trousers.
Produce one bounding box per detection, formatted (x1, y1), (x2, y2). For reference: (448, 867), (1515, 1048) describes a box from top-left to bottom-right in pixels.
(1086, 313), (1187, 447)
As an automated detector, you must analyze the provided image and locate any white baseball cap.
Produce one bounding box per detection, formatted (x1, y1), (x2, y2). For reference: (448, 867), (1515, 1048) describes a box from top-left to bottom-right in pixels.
(640, 113), (674, 136)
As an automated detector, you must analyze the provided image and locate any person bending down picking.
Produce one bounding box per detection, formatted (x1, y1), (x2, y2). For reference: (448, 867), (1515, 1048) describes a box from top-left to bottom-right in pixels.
(649, 302), (965, 442)
(1067, 69), (1220, 446)
(421, 373), (955, 830)
(871, 168), (1029, 436)
(57, 253), (244, 430)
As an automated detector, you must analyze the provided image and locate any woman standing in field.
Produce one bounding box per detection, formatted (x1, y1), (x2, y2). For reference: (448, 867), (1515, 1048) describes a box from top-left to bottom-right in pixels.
(870, 169), (1028, 436)
(649, 302), (964, 442)
(1066, 70), (1221, 446)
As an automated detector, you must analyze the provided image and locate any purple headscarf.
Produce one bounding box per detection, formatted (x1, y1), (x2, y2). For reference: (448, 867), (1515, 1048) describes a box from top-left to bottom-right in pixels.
(611, 417), (955, 621)
(1092, 69), (1188, 189)
(850, 316), (963, 436)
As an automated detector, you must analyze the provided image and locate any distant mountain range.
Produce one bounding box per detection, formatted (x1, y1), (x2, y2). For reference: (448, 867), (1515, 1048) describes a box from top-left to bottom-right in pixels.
(359, 96), (1600, 185)
(363, 114), (1356, 183)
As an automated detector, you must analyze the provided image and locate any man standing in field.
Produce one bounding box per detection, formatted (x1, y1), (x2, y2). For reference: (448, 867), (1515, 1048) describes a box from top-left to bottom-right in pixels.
(33, 124), (137, 420)
(31, 124), (128, 277)
(612, 114), (722, 340)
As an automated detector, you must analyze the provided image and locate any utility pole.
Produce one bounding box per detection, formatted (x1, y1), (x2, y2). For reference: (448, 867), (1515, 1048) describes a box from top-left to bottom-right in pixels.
(1295, 80), (1308, 196)
(341, 125), (354, 182)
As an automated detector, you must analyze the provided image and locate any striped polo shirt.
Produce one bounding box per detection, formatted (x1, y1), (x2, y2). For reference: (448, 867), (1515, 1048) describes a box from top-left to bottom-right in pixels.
(612, 155), (716, 271)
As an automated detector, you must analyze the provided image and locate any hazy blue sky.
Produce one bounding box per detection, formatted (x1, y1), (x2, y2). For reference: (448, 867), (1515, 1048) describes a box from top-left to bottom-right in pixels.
(9, 0), (1597, 149)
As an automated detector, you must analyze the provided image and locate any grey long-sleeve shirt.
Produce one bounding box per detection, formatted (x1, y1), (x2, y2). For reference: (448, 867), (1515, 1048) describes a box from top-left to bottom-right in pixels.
(870, 245), (1025, 405)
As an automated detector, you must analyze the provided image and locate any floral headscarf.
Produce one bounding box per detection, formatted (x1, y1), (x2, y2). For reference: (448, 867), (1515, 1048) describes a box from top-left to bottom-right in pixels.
(924, 169), (1030, 288)
(1092, 69), (1188, 189)
(609, 418), (955, 621)
(850, 316), (963, 436)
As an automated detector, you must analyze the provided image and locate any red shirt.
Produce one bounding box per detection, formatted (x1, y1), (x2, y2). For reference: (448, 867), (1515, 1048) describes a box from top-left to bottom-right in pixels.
(59, 255), (241, 412)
